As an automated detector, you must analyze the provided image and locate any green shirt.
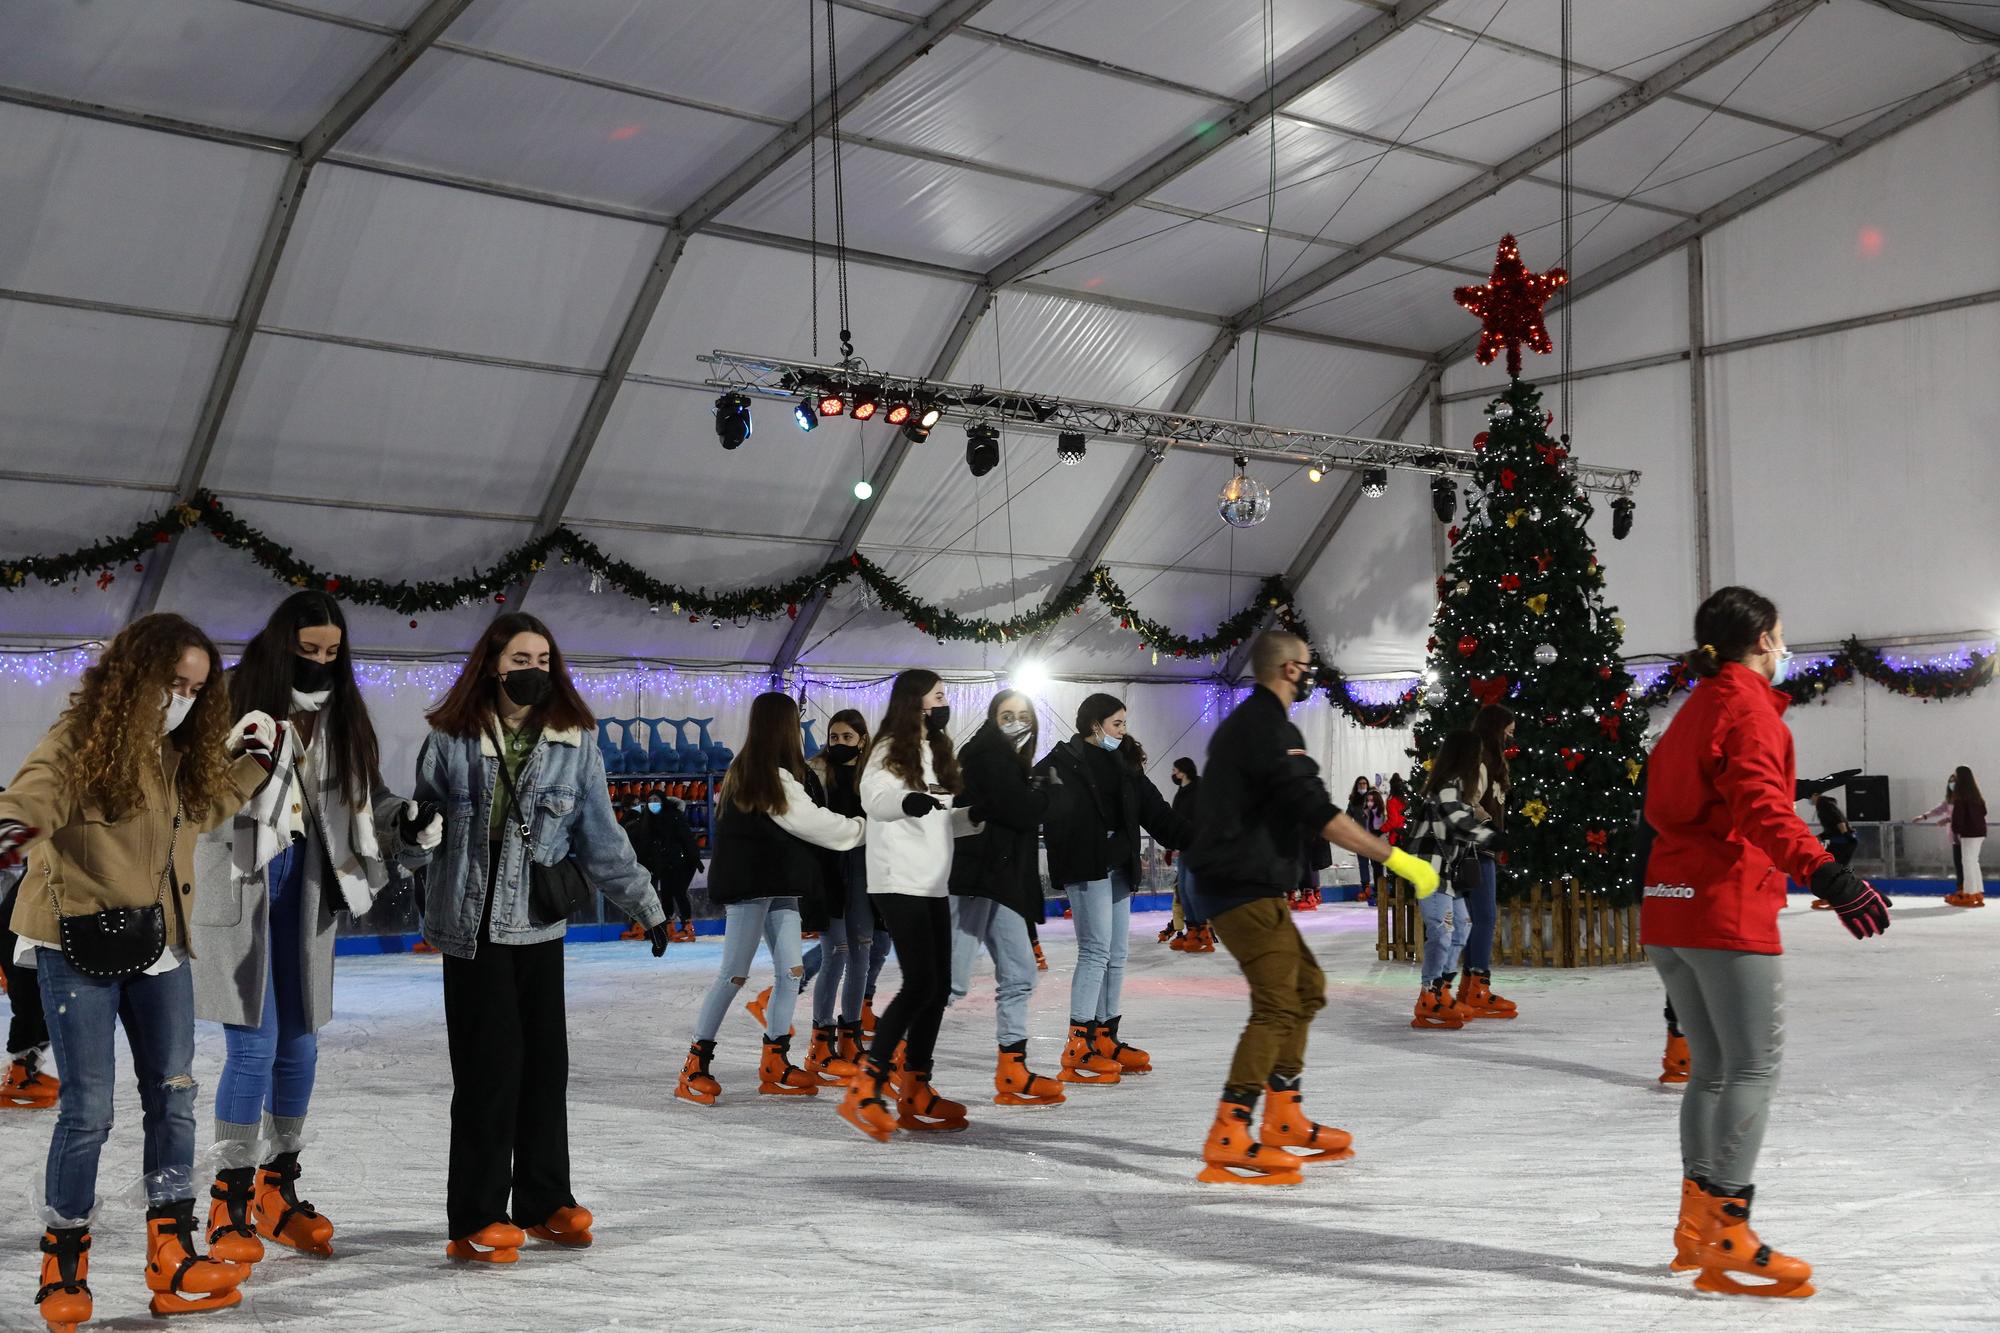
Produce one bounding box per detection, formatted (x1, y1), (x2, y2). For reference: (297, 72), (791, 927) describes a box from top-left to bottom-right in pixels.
(489, 722), (541, 838)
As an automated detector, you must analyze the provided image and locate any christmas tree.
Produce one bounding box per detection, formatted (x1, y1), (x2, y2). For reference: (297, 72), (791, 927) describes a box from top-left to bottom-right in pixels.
(1412, 235), (1646, 899)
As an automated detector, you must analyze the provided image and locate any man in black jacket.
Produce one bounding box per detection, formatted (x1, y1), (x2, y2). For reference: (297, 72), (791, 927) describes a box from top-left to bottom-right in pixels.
(1185, 631), (1439, 1184)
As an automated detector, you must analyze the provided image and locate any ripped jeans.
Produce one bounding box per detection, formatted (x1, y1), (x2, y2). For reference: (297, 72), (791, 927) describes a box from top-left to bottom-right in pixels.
(38, 948), (198, 1219)
(691, 898), (803, 1043)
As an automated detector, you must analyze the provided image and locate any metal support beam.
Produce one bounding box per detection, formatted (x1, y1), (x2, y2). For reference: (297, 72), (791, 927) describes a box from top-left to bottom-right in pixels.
(1862, 0), (2000, 45)
(1227, 0), (1821, 332)
(767, 285), (996, 677)
(513, 0), (994, 614)
(981, 0), (1449, 291)
(130, 0), (474, 618)
(1688, 237), (1714, 600)
(1433, 51), (2000, 371)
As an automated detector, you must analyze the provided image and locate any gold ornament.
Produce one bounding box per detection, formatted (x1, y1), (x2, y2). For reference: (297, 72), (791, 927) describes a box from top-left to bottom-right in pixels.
(1521, 798), (1548, 825)
(1626, 757), (1643, 786)
(1526, 594), (1549, 615)
(1613, 616), (1626, 635)
(1505, 508), (1526, 528)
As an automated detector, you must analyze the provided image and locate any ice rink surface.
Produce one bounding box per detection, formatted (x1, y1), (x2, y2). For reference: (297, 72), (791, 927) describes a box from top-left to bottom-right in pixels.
(3, 897), (1993, 1333)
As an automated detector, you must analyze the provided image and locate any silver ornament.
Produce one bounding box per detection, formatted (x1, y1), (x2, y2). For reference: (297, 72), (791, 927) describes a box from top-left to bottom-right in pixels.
(1491, 402), (1515, 420)
(1534, 642), (1557, 666)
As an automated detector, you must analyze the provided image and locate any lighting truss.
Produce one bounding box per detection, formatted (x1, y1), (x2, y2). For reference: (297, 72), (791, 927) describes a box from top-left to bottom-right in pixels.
(700, 351), (1641, 496)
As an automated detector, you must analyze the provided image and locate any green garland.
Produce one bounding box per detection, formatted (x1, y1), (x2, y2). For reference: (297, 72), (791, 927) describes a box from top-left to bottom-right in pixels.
(1632, 638), (1996, 708)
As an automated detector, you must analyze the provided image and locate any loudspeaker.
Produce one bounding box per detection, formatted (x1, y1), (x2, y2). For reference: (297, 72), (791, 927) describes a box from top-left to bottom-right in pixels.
(1845, 774), (1890, 822)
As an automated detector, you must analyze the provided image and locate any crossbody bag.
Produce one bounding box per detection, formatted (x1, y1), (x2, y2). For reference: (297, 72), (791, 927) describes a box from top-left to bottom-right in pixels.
(487, 727), (594, 924)
(45, 800), (181, 979)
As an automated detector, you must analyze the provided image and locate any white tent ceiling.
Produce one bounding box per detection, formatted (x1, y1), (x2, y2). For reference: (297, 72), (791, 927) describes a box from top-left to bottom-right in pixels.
(0, 0), (1995, 675)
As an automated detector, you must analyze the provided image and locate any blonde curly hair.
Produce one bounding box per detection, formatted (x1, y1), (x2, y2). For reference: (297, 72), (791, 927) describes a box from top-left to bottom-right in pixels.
(61, 614), (232, 818)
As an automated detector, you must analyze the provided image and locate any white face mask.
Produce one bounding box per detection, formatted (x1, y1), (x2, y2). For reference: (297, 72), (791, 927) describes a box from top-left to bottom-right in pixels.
(291, 688), (330, 714)
(162, 690), (196, 734)
(999, 719), (1031, 739)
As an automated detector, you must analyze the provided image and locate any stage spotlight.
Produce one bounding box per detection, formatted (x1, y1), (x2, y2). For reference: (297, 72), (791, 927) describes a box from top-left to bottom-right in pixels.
(903, 421), (932, 444)
(1360, 466), (1389, 498)
(713, 393), (751, 450)
(965, 423), (999, 477)
(816, 390), (846, 418)
(1612, 495), (1635, 540)
(794, 396), (818, 432)
(1056, 431), (1087, 466)
(851, 386), (881, 421)
(1430, 474), (1457, 522)
(1013, 660), (1050, 694)
(916, 403), (943, 429)
(1306, 455), (1330, 484)
(885, 400), (913, 426)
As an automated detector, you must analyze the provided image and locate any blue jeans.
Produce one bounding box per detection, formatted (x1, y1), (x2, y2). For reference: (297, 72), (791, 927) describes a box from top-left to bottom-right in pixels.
(1175, 860), (1207, 926)
(1420, 890), (1472, 986)
(692, 899), (802, 1042)
(803, 870), (872, 1026)
(1464, 854), (1499, 973)
(216, 843), (318, 1126)
(38, 948), (198, 1219)
(1066, 871), (1132, 1022)
(948, 897), (1038, 1045)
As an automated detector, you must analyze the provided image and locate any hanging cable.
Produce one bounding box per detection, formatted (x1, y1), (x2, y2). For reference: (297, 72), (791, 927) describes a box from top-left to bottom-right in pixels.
(808, 0), (819, 359)
(1246, 0), (1277, 422)
(1560, 0), (1573, 436)
(825, 0), (853, 361)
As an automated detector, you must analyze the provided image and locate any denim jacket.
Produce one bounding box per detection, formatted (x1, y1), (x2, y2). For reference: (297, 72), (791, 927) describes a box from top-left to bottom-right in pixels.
(412, 724), (663, 958)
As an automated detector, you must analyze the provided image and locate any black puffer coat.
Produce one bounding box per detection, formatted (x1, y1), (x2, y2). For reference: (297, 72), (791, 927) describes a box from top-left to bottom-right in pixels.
(1034, 736), (1177, 887)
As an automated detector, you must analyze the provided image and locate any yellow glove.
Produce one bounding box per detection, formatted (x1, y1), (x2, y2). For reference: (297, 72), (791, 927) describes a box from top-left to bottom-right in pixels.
(1383, 847), (1439, 899)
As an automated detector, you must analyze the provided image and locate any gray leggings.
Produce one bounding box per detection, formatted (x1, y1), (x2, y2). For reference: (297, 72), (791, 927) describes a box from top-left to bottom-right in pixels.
(1650, 945), (1785, 1194)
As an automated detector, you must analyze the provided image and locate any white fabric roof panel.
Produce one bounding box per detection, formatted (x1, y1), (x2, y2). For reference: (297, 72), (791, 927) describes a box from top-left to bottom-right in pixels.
(1680, 0), (1993, 133)
(568, 382), (863, 543)
(1283, 22), (1574, 168)
(260, 165), (662, 368)
(1190, 334), (1422, 437)
(1146, 120), (1484, 251)
(1100, 450), (1315, 573)
(1026, 208), (1353, 318)
(1294, 476), (1437, 677)
(798, 549), (1077, 673)
(0, 0), (389, 140)
(446, 0), (911, 125)
(0, 103), (286, 320)
(856, 427), (1136, 560)
(952, 290), (1220, 406)
(1562, 97), (1819, 217)
(1395, 177), (1665, 279)
(0, 298), (226, 485)
(0, 479), (151, 638)
(716, 142), (1094, 271)
(336, 50), (776, 218)
(1703, 85), (2000, 344)
(1269, 257), (1487, 352)
(625, 234), (977, 384)
(206, 335), (593, 514)
(1429, 0), (1777, 84)
(151, 497), (533, 653)
(974, 0), (1378, 103)
(844, 34), (1224, 187)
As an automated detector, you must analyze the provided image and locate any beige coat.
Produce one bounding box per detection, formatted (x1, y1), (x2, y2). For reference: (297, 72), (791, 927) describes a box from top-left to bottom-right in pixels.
(0, 721), (267, 954)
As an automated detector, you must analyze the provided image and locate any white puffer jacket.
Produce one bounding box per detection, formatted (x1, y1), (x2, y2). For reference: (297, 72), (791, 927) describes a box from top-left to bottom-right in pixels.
(859, 739), (980, 898)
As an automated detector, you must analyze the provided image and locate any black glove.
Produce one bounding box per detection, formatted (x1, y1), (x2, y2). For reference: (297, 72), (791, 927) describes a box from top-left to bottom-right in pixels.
(694, 861), (705, 875)
(398, 800), (442, 851)
(1485, 831), (1510, 854)
(902, 793), (945, 818)
(1811, 862), (1891, 940)
(647, 922), (672, 957)
(0, 820), (34, 870)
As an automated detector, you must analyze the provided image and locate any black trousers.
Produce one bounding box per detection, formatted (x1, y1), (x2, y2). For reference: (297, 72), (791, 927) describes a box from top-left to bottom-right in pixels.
(867, 894), (950, 1074)
(657, 869), (695, 923)
(443, 852), (574, 1240)
(2, 884), (48, 1056)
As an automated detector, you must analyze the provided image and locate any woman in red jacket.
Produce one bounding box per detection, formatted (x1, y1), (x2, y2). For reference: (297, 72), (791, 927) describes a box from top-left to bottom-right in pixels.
(1642, 586), (1891, 1300)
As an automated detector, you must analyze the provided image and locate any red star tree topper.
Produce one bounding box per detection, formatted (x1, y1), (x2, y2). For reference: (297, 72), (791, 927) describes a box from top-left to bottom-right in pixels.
(1453, 234), (1568, 379)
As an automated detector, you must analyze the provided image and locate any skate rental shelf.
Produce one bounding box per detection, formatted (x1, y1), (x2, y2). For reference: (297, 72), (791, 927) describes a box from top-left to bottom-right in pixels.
(5, 1), (2000, 1331)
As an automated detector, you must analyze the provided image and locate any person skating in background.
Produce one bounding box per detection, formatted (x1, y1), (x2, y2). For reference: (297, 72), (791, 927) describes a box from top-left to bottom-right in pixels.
(1405, 732), (1503, 1030)
(625, 789), (703, 941)
(1344, 778), (1380, 903)
(190, 592), (440, 1272)
(1184, 631), (1440, 1185)
(0, 614), (272, 1327)
(677, 693), (864, 1106)
(947, 690), (1064, 1107)
(1372, 775), (1410, 906)
(799, 709), (874, 1077)
(1166, 758), (1214, 952)
(1643, 586), (1891, 1299)
(0, 810), (57, 1110)
(1918, 768), (1987, 908)
(1460, 704), (1518, 1019)
(838, 671), (981, 1141)
(1036, 696), (1179, 1083)
(414, 612), (670, 1265)
(1806, 791), (1856, 911)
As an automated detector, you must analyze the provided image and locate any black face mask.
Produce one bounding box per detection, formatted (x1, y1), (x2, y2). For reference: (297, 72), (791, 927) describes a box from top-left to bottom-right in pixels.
(924, 705), (951, 735)
(500, 668), (553, 708)
(293, 655), (335, 693)
(823, 743), (861, 767)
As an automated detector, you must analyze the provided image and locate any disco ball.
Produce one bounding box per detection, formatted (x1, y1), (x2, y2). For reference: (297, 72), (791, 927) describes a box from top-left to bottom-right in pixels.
(1218, 470), (1273, 527)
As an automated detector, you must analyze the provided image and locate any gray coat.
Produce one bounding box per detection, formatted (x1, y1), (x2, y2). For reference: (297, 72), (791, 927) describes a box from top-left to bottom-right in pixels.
(190, 769), (410, 1033)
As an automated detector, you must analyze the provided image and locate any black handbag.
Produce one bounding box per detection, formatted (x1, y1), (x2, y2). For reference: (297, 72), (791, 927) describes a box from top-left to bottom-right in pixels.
(489, 728), (594, 925)
(46, 802), (178, 979)
(1450, 846), (1485, 893)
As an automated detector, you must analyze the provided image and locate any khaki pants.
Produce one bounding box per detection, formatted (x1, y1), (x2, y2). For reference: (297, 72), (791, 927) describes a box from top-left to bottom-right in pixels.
(1213, 897), (1326, 1096)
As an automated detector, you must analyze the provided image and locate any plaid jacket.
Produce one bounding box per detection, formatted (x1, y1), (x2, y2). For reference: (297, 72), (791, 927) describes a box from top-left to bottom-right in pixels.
(1401, 782), (1497, 885)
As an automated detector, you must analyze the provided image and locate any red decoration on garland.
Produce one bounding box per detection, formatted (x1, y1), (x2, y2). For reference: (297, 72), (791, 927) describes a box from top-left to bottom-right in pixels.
(1452, 234), (1569, 378)
(408, 619), (418, 628)
(1586, 829), (1608, 854)
(1499, 468), (1518, 491)
(154, 531), (171, 544)
(95, 570), (114, 590)
(786, 602), (799, 620)
(1559, 746), (1585, 771)
(1469, 676), (1510, 707)
(132, 563), (144, 573)
(1597, 714), (1621, 740)
(1534, 550), (1554, 574)
(324, 578), (340, 593)
(1499, 573), (1521, 592)
(1457, 635), (1479, 658)
(494, 593), (506, 605)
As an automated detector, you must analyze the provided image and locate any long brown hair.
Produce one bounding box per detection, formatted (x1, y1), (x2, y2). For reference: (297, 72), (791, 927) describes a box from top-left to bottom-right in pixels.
(230, 591), (380, 804)
(1954, 765), (1985, 815)
(1425, 731), (1485, 798)
(877, 669), (959, 793)
(60, 614), (233, 818)
(724, 692), (808, 815)
(425, 612), (594, 739)
(1471, 703), (1514, 790)
(983, 690), (1036, 773)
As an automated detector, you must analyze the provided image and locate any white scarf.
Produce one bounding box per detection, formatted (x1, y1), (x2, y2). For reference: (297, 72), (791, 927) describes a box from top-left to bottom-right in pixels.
(233, 709), (387, 917)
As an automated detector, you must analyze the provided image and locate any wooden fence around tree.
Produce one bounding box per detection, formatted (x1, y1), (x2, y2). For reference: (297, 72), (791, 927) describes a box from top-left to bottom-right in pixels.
(1374, 879), (1645, 968)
